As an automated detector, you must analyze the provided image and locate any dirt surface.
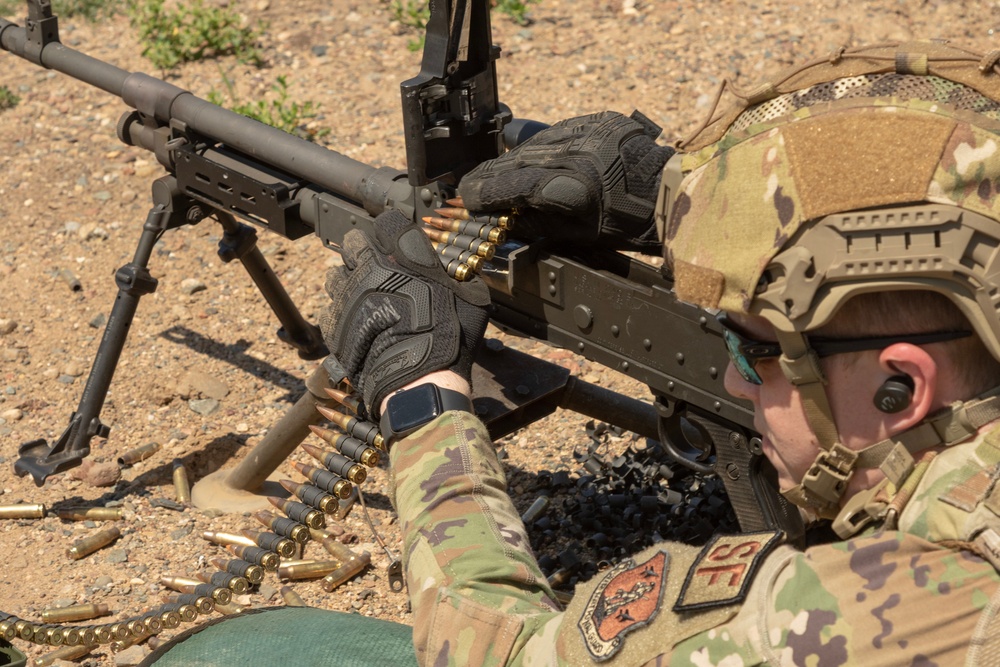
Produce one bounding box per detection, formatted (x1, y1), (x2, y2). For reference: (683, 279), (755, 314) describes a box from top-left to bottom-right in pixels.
(0, 0), (997, 663)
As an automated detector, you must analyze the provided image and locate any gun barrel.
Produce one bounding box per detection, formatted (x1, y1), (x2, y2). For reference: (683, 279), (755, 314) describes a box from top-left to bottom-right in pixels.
(0, 18), (402, 218)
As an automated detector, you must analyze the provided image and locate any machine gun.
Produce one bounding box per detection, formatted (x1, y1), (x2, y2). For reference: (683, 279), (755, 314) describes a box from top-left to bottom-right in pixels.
(0, 0), (802, 540)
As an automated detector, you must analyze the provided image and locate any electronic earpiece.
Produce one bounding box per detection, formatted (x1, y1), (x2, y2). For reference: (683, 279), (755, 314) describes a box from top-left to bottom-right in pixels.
(873, 375), (915, 413)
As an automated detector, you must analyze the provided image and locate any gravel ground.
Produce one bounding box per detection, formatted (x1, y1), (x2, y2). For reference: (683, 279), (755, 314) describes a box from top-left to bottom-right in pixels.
(0, 0), (997, 663)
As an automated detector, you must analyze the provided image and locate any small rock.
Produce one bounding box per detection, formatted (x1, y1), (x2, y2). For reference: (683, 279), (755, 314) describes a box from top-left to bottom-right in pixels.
(93, 191), (112, 202)
(0, 408), (22, 422)
(57, 374), (76, 384)
(113, 644), (147, 666)
(189, 398), (220, 416)
(311, 44), (328, 57)
(169, 525), (192, 540)
(0, 319), (16, 335)
(176, 371), (229, 400)
(93, 575), (113, 588)
(106, 548), (128, 564)
(62, 361), (86, 377)
(180, 278), (207, 295)
(150, 498), (185, 511)
(89, 313), (107, 328)
(84, 462), (121, 488)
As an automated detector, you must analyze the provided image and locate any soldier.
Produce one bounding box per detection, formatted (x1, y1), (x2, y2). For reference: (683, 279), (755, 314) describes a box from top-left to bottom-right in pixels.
(321, 41), (1000, 664)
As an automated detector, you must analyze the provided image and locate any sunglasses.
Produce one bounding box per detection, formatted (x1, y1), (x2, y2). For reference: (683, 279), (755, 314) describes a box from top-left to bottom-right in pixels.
(718, 315), (973, 385)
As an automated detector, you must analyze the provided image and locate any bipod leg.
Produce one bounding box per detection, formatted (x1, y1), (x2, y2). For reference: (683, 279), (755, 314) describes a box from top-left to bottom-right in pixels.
(14, 205), (168, 485)
(191, 364), (340, 512)
(214, 212), (327, 360)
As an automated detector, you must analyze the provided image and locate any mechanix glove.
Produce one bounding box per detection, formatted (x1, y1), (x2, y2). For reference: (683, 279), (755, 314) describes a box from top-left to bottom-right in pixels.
(457, 110), (674, 253)
(319, 210), (490, 419)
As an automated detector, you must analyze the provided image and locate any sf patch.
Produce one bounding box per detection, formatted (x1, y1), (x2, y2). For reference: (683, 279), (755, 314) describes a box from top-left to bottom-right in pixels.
(674, 530), (782, 612)
(578, 549), (669, 662)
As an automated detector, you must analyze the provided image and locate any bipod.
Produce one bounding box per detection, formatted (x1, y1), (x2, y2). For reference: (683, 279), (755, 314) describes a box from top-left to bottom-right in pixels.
(14, 176), (327, 485)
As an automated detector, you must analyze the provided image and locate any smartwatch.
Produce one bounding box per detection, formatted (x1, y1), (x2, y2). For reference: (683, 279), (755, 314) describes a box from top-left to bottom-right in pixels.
(379, 383), (474, 447)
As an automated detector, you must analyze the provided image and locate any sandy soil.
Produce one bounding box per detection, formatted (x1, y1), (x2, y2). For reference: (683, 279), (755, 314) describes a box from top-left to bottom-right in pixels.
(0, 0), (996, 663)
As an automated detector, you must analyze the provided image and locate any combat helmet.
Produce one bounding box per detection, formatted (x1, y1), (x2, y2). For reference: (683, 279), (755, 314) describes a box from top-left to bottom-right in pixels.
(655, 41), (1000, 535)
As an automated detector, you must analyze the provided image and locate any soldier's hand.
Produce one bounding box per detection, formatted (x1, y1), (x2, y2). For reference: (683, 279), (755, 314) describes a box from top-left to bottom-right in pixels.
(319, 210), (490, 419)
(458, 110), (674, 253)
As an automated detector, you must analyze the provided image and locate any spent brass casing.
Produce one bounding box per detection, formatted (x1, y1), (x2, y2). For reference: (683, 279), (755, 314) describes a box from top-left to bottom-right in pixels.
(322, 387), (362, 415)
(160, 575), (203, 591)
(279, 480), (338, 515)
(299, 443), (367, 484)
(317, 536), (356, 562)
(547, 567), (571, 588)
(434, 242), (485, 272)
(241, 529), (296, 558)
(0, 504), (46, 519)
(172, 459), (191, 504)
(309, 427), (380, 468)
(197, 571), (251, 595)
(109, 628), (145, 654)
(211, 558), (265, 584)
(253, 510), (311, 544)
(520, 496), (550, 524)
(292, 463), (353, 500)
(278, 559), (340, 580)
(319, 550), (371, 592)
(279, 586), (306, 607)
(266, 497), (325, 530)
(34, 642), (95, 665)
(67, 526), (121, 560)
(314, 406), (383, 449)
(227, 544), (280, 572)
(54, 506), (122, 522)
(308, 523), (346, 540)
(213, 602), (245, 616)
(41, 602), (111, 623)
(201, 530), (256, 549)
(117, 441), (161, 467)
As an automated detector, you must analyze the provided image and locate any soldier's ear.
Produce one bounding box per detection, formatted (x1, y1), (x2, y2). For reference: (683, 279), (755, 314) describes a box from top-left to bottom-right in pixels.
(877, 344), (937, 434)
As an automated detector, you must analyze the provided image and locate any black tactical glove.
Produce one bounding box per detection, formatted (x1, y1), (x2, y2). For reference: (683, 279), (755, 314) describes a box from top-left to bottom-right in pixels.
(458, 110), (674, 253)
(319, 210), (490, 419)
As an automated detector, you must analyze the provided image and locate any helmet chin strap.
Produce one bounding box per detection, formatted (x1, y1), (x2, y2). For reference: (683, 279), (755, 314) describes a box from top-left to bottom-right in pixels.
(773, 330), (1000, 538)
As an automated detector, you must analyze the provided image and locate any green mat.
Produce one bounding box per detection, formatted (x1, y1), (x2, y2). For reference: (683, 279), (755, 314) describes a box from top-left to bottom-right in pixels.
(141, 607), (418, 666)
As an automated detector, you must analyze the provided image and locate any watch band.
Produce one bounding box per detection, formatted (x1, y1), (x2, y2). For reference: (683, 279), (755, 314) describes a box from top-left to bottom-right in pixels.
(379, 384), (474, 447)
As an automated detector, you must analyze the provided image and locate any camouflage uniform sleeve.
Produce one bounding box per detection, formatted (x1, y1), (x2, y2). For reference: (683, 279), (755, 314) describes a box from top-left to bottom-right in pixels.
(389, 411), (564, 666)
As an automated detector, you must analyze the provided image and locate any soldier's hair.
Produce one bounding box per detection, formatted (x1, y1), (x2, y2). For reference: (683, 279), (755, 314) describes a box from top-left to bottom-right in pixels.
(818, 291), (1000, 397)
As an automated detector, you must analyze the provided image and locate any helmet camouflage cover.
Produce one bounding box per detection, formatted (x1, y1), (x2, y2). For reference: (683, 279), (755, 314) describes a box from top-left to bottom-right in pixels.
(660, 41), (1000, 358)
(657, 41), (1000, 529)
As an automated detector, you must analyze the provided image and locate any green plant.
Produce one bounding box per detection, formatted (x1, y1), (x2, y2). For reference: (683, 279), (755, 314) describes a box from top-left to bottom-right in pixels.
(495, 0), (536, 25)
(208, 72), (329, 143)
(127, 0), (262, 71)
(389, 0), (430, 51)
(0, 85), (19, 112)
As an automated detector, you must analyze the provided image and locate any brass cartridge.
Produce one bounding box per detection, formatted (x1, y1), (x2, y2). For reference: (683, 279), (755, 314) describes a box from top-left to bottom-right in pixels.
(54, 506), (122, 522)
(196, 570), (250, 595)
(321, 387), (362, 415)
(172, 459), (191, 504)
(201, 530), (256, 548)
(308, 426), (380, 468)
(211, 557), (264, 584)
(67, 526), (121, 560)
(14, 620), (34, 642)
(41, 602), (111, 623)
(433, 242), (485, 273)
(439, 257), (472, 282)
(520, 496), (550, 524)
(33, 643), (94, 666)
(139, 612), (163, 635)
(36, 624), (65, 646)
(0, 504), (46, 519)
(319, 550), (371, 592)
(291, 463), (352, 500)
(76, 627), (96, 646)
(60, 627), (82, 646)
(227, 544), (280, 572)
(279, 586), (306, 607)
(420, 228), (494, 259)
(107, 622), (132, 641)
(314, 406), (383, 450)
(433, 206), (472, 220)
(423, 216), (505, 243)
(158, 608), (181, 629)
(278, 560), (340, 580)
(253, 510), (311, 544)
(266, 496), (325, 530)
(168, 594), (214, 615)
(0, 619), (15, 642)
(89, 625), (113, 644)
(279, 479), (338, 515)
(240, 528), (296, 558)
(117, 441), (161, 467)
(213, 602), (245, 616)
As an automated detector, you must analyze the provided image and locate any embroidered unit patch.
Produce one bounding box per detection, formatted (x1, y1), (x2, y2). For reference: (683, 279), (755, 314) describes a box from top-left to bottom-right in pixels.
(673, 530), (782, 612)
(578, 549), (669, 662)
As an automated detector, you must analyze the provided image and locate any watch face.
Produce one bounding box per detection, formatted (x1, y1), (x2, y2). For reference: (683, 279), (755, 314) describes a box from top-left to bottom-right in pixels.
(387, 383), (442, 433)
